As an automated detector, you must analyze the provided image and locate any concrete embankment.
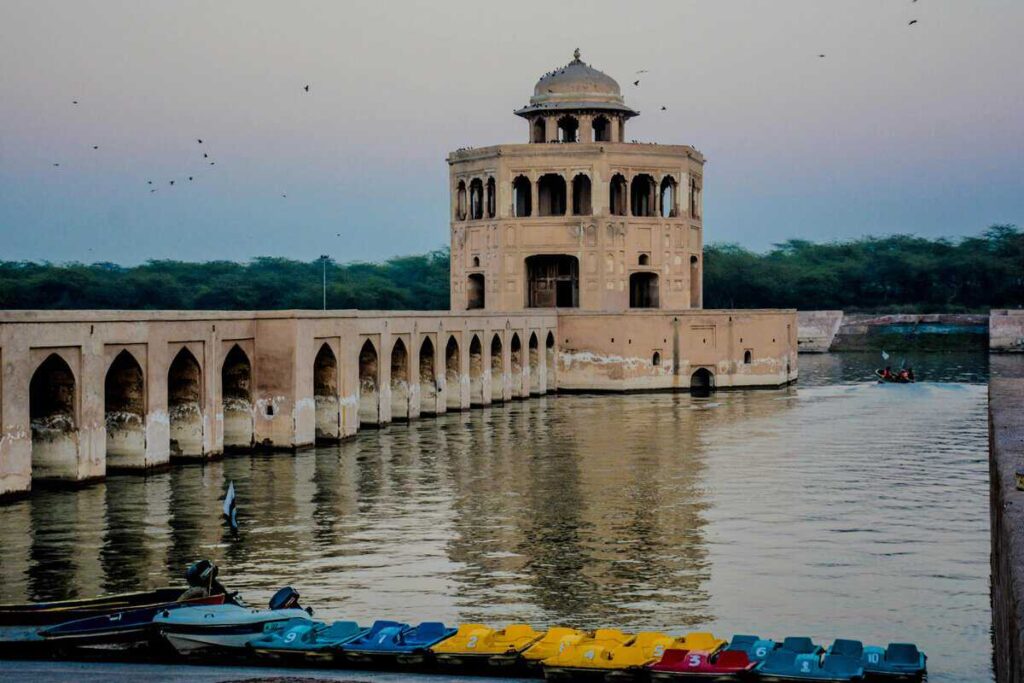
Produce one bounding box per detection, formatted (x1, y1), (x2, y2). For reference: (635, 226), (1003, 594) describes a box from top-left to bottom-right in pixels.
(990, 357), (1024, 683)
(797, 310), (1024, 353)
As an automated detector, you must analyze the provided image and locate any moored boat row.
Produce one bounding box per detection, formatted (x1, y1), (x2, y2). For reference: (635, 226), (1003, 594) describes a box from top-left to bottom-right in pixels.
(0, 562), (927, 681)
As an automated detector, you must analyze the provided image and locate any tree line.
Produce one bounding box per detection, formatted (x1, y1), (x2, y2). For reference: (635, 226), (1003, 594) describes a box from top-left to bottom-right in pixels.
(0, 226), (1019, 312)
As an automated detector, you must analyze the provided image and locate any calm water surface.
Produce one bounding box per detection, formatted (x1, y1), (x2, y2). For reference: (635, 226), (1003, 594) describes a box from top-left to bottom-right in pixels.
(0, 353), (995, 682)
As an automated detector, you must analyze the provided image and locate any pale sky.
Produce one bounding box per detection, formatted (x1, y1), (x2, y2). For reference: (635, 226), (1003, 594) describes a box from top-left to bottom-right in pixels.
(1, 0), (1022, 264)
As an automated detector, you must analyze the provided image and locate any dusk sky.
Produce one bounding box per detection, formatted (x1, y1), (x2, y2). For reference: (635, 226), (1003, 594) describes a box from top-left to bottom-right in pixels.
(1, 0), (1021, 265)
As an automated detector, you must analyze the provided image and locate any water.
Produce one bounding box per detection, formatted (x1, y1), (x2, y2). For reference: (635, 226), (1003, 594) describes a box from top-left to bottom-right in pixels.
(0, 353), (993, 682)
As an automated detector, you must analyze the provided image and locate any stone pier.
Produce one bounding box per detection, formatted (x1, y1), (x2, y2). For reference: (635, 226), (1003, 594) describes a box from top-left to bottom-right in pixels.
(990, 356), (1024, 683)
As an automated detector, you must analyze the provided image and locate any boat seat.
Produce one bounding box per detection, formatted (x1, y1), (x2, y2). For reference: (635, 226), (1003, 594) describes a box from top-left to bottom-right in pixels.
(413, 622), (448, 642)
(823, 653), (864, 676)
(714, 649), (751, 668)
(727, 634), (758, 652)
(782, 636), (820, 654)
(760, 649), (798, 672)
(680, 631), (726, 653)
(886, 642), (921, 664)
(750, 638), (777, 660)
(654, 648), (691, 667)
(317, 620), (363, 644)
(828, 638), (863, 659)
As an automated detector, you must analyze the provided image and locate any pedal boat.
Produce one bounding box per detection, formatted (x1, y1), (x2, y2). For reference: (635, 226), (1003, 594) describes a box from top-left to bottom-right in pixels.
(340, 620), (457, 666)
(724, 634), (779, 664)
(247, 618), (365, 664)
(859, 643), (926, 681)
(756, 646), (864, 682)
(430, 623), (543, 668)
(518, 627), (591, 671)
(543, 630), (697, 681)
(37, 593), (227, 650)
(153, 603), (313, 656)
(648, 648), (755, 681)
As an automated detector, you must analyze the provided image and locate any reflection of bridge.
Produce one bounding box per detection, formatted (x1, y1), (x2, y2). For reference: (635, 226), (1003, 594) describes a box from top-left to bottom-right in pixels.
(0, 310), (557, 498)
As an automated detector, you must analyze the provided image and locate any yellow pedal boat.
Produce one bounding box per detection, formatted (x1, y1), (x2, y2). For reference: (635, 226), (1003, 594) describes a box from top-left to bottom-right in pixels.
(519, 627), (591, 669)
(543, 630), (725, 680)
(430, 623), (543, 667)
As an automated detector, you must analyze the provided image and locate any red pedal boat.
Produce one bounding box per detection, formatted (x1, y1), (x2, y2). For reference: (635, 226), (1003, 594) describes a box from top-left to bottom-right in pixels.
(649, 648), (756, 681)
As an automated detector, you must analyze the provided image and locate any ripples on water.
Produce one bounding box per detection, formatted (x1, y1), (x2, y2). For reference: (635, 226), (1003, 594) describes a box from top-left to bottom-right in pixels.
(0, 354), (995, 682)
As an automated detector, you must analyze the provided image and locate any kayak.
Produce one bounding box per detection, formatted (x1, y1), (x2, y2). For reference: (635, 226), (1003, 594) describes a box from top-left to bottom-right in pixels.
(430, 623), (543, 667)
(38, 593), (226, 650)
(341, 620), (457, 665)
(248, 618), (366, 663)
(153, 604), (313, 656)
(874, 371), (915, 384)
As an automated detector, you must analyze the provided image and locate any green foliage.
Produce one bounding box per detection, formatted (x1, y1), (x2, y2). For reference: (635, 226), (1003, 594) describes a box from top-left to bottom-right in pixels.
(0, 250), (451, 311)
(0, 227), (1019, 312)
(703, 225), (1023, 312)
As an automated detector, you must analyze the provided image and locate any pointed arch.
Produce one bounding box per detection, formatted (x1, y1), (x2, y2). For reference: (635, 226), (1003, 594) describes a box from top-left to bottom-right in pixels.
(390, 338), (409, 421)
(469, 335), (484, 407)
(168, 348), (203, 458)
(528, 333), (541, 395)
(419, 337), (437, 416)
(105, 350), (145, 468)
(545, 332), (556, 393)
(691, 367), (715, 396)
(512, 175), (532, 217)
(30, 353), (79, 481)
(221, 345), (253, 450)
(510, 333), (524, 398)
(490, 334), (504, 402)
(609, 173), (628, 216)
(358, 339), (380, 426)
(445, 336), (462, 411)
(314, 343), (340, 442)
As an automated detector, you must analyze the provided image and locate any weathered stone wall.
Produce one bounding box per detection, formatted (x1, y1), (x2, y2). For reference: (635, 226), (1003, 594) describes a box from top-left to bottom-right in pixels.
(990, 356), (1024, 683)
(831, 313), (990, 351)
(992, 310), (1024, 353)
(796, 310), (843, 353)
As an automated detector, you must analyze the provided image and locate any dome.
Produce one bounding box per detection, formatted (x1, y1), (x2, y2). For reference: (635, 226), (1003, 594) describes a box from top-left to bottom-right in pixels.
(515, 49), (638, 119)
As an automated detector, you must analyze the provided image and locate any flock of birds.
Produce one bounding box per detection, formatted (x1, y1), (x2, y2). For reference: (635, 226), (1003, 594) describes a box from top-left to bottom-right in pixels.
(53, 85), (313, 196)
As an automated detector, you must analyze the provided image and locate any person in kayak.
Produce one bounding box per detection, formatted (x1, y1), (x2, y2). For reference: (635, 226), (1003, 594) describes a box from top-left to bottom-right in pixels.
(881, 366), (894, 380)
(177, 560), (228, 601)
(906, 367), (915, 381)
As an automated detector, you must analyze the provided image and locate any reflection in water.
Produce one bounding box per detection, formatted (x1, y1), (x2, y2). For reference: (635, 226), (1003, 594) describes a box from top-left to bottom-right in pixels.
(0, 353), (996, 682)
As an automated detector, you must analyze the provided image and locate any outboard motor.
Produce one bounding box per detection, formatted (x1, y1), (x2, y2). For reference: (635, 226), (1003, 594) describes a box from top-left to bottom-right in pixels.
(269, 586), (314, 615)
(185, 560), (218, 588)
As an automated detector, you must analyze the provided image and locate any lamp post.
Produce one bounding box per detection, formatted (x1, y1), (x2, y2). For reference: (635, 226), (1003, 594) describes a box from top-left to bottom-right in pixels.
(320, 254), (329, 310)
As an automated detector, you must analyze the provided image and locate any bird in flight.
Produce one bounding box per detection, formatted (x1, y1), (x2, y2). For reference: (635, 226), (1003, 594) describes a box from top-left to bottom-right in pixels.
(660, 106), (667, 111)
(203, 153), (208, 158)
(169, 180), (175, 186)
(52, 163), (60, 167)
(636, 69), (649, 74)
(633, 79), (640, 86)
(282, 194), (287, 198)
(304, 85), (310, 92)
(909, 19), (918, 25)
(818, 54), (826, 58)
(147, 180), (153, 185)
(197, 138), (203, 144)
(188, 176), (194, 181)
(92, 145), (99, 149)
(209, 162), (215, 166)
(72, 100), (78, 105)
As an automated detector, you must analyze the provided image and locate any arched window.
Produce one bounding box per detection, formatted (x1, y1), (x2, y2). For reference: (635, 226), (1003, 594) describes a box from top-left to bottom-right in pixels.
(629, 272), (660, 308)
(455, 180), (467, 221)
(30, 353), (78, 481)
(467, 273), (485, 310)
(690, 255), (700, 308)
(537, 174), (566, 216)
(660, 176), (678, 218)
(469, 178), (484, 220)
(557, 115), (578, 143)
(744, 350), (752, 365)
(690, 178), (701, 218)
(471, 255), (480, 268)
(630, 174), (657, 217)
(609, 173), (628, 216)
(221, 345), (253, 449)
(313, 343), (339, 442)
(358, 340), (379, 426)
(486, 177), (496, 218)
(571, 174), (592, 216)
(638, 253), (650, 266)
(512, 175), (532, 217)
(592, 115), (610, 142)
(532, 117), (546, 143)
(445, 336), (461, 411)
(652, 352), (662, 367)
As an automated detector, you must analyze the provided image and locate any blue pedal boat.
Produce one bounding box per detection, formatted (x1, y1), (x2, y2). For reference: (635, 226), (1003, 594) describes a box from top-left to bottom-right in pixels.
(861, 643), (926, 681)
(756, 650), (864, 682)
(247, 618), (367, 664)
(725, 634), (779, 663)
(341, 620), (457, 665)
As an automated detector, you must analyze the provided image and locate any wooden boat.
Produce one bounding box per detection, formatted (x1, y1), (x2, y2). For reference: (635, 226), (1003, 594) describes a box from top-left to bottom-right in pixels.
(0, 588), (187, 627)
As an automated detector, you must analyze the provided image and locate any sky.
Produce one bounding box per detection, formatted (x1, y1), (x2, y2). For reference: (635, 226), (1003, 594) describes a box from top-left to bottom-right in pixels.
(0, 0), (1022, 265)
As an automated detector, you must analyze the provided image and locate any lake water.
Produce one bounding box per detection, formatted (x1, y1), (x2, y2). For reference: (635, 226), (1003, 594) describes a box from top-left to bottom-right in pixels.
(0, 353), (994, 682)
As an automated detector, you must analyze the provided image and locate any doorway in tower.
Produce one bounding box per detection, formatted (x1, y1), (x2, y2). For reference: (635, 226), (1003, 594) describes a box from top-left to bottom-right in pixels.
(526, 255), (579, 308)
(629, 272), (660, 308)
